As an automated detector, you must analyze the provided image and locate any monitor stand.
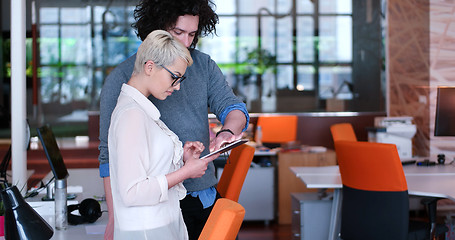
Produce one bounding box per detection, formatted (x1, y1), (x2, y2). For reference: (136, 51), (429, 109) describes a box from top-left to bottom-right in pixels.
(41, 179), (76, 201)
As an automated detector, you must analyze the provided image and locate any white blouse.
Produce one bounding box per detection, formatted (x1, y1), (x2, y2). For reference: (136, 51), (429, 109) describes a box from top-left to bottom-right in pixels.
(108, 84), (188, 240)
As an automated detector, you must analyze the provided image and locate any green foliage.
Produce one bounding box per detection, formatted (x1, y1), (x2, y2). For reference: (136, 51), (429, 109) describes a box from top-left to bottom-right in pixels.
(0, 199), (3, 216)
(234, 47), (277, 76)
(3, 38), (35, 78)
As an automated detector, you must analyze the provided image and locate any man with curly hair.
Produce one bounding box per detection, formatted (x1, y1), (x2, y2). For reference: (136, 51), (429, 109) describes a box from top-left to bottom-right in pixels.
(98, 0), (249, 239)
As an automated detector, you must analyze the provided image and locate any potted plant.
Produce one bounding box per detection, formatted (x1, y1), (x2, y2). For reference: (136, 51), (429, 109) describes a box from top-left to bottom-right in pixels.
(234, 47), (277, 85)
(234, 47), (277, 112)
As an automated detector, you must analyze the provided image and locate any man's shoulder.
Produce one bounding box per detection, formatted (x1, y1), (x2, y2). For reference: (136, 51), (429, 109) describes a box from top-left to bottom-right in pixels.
(189, 49), (217, 73)
(110, 54), (136, 75)
(102, 54), (136, 94)
(190, 49), (211, 61)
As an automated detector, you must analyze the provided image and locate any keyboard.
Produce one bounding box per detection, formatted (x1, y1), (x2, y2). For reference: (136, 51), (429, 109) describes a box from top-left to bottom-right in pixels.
(401, 160), (416, 165)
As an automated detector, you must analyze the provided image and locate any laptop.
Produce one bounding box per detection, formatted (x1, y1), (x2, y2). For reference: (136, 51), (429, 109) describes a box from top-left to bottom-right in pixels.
(36, 125), (69, 180)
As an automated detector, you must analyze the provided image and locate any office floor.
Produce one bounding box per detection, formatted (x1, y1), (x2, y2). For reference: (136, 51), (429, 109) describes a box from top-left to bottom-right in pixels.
(238, 221), (292, 240)
(239, 214), (453, 240)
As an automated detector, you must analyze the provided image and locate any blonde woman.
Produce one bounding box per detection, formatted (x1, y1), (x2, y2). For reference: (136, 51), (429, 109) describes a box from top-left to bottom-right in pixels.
(108, 30), (215, 240)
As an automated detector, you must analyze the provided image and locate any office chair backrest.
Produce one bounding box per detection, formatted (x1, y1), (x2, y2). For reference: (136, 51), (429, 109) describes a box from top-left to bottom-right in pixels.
(198, 198), (245, 240)
(217, 144), (255, 202)
(335, 141), (407, 191)
(256, 115), (298, 143)
(330, 123), (357, 142)
(334, 141), (409, 240)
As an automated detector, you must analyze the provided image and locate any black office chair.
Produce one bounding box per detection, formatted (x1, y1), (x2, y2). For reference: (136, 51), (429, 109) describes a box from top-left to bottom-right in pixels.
(334, 141), (448, 240)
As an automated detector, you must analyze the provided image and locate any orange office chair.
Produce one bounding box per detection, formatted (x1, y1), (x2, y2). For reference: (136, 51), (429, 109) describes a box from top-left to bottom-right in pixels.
(256, 115), (298, 144)
(198, 198), (245, 240)
(217, 144), (255, 202)
(330, 123), (357, 142)
(334, 141), (447, 240)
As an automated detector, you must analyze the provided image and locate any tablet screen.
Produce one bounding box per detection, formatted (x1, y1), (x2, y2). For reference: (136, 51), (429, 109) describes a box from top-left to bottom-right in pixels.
(200, 139), (248, 159)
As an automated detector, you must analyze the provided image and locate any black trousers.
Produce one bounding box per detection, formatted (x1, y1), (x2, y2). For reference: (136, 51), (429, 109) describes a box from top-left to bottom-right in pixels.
(180, 191), (222, 240)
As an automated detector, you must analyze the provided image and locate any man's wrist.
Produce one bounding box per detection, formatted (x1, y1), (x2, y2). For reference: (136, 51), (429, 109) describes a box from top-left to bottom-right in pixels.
(216, 129), (234, 137)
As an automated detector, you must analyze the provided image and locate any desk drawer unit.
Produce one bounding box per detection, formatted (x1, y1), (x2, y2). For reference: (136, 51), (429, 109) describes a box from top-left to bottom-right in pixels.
(291, 193), (332, 240)
(278, 150), (337, 224)
(217, 166), (275, 221)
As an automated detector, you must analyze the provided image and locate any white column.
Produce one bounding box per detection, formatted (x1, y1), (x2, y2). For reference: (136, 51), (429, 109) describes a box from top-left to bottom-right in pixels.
(11, 0), (27, 192)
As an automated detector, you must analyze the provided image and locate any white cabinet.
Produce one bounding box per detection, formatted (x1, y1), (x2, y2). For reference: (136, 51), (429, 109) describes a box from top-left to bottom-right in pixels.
(291, 193), (332, 240)
(217, 166), (274, 221)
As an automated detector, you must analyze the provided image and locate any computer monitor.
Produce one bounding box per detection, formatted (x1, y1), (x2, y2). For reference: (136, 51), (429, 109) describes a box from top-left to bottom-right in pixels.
(434, 87), (455, 136)
(36, 125), (69, 180)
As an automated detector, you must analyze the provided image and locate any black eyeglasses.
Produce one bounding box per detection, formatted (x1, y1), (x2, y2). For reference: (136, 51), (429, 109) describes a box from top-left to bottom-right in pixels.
(161, 65), (186, 86)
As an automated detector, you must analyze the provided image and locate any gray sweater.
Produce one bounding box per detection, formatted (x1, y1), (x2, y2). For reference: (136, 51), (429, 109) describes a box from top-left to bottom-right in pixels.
(99, 49), (247, 192)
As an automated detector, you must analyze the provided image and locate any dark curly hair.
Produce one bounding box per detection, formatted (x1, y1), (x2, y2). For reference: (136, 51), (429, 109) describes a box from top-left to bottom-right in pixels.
(132, 0), (218, 48)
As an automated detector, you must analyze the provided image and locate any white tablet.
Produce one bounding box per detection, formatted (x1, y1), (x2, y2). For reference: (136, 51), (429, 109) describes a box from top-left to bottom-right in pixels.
(200, 139), (248, 159)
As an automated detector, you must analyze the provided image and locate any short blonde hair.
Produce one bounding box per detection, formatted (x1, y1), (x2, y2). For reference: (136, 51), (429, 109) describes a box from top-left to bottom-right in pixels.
(133, 30), (193, 74)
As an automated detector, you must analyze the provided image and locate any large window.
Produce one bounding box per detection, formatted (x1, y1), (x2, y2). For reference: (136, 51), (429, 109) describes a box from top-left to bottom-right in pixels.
(38, 1), (139, 120)
(36, 0), (384, 116)
(0, 0), (385, 136)
(197, 0), (361, 113)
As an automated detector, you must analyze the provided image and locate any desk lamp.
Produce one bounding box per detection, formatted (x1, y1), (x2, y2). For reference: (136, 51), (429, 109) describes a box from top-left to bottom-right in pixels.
(1, 183), (54, 240)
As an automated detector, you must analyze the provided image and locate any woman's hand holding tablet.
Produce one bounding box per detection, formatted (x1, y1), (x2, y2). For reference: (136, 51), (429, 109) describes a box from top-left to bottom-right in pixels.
(200, 139), (248, 159)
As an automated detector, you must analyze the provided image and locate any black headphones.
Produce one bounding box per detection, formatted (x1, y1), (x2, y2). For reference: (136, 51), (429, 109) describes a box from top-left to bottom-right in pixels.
(67, 198), (102, 225)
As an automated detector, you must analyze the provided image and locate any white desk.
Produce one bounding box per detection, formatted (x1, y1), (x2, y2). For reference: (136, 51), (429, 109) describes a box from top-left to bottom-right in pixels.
(291, 164), (455, 240)
(27, 168), (107, 240)
(293, 164), (455, 177)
